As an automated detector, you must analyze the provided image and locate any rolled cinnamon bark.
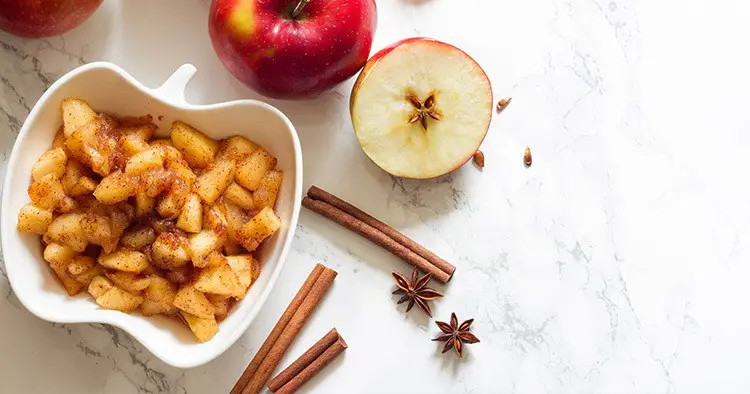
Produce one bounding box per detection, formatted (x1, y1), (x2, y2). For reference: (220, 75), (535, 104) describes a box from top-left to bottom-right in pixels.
(272, 334), (348, 394)
(241, 265), (337, 394)
(267, 328), (343, 392)
(302, 197), (451, 284)
(308, 186), (456, 278)
(231, 264), (337, 394)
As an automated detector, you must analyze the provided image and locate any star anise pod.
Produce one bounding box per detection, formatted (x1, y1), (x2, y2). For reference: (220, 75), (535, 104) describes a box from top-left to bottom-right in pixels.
(392, 268), (443, 317)
(432, 313), (480, 358)
(406, 92), (442, 131)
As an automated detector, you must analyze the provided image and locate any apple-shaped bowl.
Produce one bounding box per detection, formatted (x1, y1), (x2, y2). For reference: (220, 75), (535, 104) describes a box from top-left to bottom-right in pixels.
(0, 62), (303, 368)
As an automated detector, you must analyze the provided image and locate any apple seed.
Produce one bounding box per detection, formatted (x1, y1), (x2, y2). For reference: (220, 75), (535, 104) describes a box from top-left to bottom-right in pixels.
(497, 97), (512, 112)
(406, 92), (442, 131)
(524, 146), (532, 167)
(473, 151), (485, 168)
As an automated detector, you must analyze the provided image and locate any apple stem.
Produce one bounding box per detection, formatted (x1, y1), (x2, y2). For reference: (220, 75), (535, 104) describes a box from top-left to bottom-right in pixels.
(291, 0), (311, 19)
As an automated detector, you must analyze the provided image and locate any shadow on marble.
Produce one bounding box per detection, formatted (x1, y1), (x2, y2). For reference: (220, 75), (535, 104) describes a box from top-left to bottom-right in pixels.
(390, 291), (434, 331)
(387, 166), (473, 222)
(433, 338), (473, 378)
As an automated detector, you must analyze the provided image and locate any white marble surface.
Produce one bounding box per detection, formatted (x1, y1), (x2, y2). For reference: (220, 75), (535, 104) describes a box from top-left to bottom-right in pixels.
(2, 0), (750, 393)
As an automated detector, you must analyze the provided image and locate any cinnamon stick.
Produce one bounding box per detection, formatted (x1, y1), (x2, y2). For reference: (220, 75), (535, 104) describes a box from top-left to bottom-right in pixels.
(302, 197), (451, 284)
(267, 328), (344, 392)
(270, 331), (348, 394)
(231, 264), (337, 394)
(308, 186), (456, 278)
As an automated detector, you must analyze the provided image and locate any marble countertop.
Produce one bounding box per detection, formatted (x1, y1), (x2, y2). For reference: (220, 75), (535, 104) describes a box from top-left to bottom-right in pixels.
(2, 0), (750, 393)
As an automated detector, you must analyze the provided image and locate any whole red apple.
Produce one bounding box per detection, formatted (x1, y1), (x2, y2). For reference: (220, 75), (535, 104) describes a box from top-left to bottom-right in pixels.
(0, 0), (103, 38)
(209, 0), (377, 99)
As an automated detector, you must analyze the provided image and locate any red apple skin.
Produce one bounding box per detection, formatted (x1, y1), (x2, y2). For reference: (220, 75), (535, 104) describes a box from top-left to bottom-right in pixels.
(209, 0), (377, 100)
(350, 38), (493, 179)
(0, 0), (102, 38)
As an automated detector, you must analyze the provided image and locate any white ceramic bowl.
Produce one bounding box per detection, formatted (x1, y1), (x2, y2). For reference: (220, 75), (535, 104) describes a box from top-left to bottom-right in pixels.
(0, 62), (302, 368)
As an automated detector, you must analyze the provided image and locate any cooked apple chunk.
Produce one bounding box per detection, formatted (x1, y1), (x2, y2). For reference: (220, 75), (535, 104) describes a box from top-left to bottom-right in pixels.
(238, 207), (281, 251)
(170, 121), (218, 168)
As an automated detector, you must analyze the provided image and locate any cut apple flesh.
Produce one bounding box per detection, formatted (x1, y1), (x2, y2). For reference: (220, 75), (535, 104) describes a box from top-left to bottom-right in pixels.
(351, 39), (493, 179)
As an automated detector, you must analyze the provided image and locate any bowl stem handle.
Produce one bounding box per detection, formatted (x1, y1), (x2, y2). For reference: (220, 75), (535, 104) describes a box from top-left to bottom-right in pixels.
(150, 64), (197, 106)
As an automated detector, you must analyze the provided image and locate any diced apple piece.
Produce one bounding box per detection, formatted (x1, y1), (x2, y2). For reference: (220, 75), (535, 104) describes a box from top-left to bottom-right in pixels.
(193, 264), (242, 297)
(139, 168), (174, 198)
(218, 135), (259, 162)
(46, 212), (88, 252)
(225, 255), (255, 291)
(164, 265), (192, 285)
(167, 159), (197, 185)
(157, 193), (186, 219)
(224, 241), (243, 256)
(219, 199), (247, 250)
(134, 193), (155, 217)
(64, 115), (118, 176)
(61, 97), (96, 138)
(73, 264), (106, 287)
(122, 123), (156, 140)
(156, 145), (183, 162)
(69, 176), (98, 196)
(195, 159), (234, 205)
(138, 300), (164, 316)
(121, 134), (151, 157)
(98, 249), (149, 273)
(238, 207), (281, 251)
(207, 293), (232, 321)
(61, 159), (86, 194)
(81, 212), (113, 246)
(120, 226), (156, 250)
(28, 172), (65, 210)
(66, 255), (96, 277)
(189, 230), (224, 268)
(56, 196), (78, 213)
(32, 148), (67, 181)
(107, 204), (133, 239)
(141, 275), (178, 316)
(177, 193), (202, 233)
(120, 124), (156, 157)
(170, 121), (218, 168)
(253, 170), (283, 209)
(95, 286), (144, 312)
(224, 182), (254, 210)
(203, 204), (227, 233)
(51, 127), (65, 148)
(235, 149), (276, 191)
(150, 138), (173, 148)
(17, 203), (53, 234)
(105, 271), (151, 293)
(88, 275), (114, 298)
(94, 171), (136, 204)
(125, 148), (164, 175)
(43, 242), (77, 266)
(150, 232), (191, 270)
(47, 256), (84, 296)
(65, 133), (108, 175)
(207, 250), (227, 268)
(173, 286), (215, 319)
(151, 218), (177, 234)
(181, 311), (219, 342)
(156, 180), (190, 219)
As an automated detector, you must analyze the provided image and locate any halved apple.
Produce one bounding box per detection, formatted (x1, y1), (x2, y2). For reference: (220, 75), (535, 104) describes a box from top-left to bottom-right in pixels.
(350, 38), (493, 179)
